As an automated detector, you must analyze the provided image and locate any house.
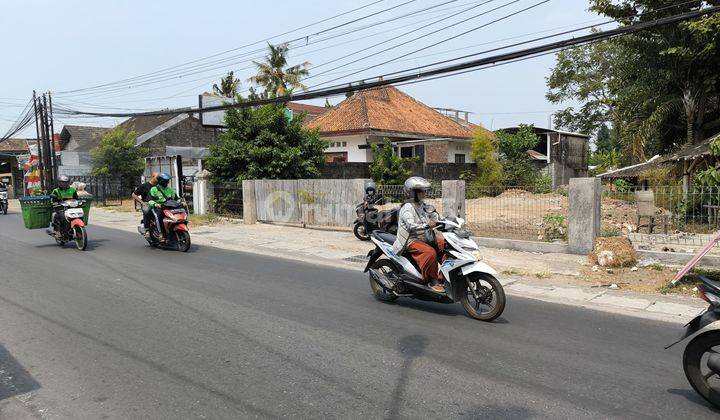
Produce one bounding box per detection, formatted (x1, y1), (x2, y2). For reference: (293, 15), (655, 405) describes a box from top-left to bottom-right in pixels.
(0, 138), (31, 197)
(500, 126), (590, 187)
(57, 125), (111, 176)
(306, 86), (487, 164)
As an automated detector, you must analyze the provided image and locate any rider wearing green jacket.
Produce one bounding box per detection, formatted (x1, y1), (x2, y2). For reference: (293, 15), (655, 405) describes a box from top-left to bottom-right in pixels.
(148, 173), (180, 241)
(50, 175), (78, 202)
(48, 175), (79, 233)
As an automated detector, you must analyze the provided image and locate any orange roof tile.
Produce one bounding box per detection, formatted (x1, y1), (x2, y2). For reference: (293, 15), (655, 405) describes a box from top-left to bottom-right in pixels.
(307, 86), (484, 139)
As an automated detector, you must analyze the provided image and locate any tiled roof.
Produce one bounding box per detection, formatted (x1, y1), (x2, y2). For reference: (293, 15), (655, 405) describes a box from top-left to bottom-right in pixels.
(59, 125), (111, 152)
(307, 86), (482, 139)
(287, 102), (329, 115)
(0, 138), (30, 153)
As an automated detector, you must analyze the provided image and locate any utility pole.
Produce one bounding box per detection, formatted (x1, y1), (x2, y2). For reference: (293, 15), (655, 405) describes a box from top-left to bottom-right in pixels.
(32, 91), (45, 191)
(48, 91), (57, 183)
(42, 94), (55, 187)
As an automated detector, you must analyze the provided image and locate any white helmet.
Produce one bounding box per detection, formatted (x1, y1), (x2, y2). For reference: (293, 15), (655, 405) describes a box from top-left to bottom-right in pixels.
(404, 176), (431, 202)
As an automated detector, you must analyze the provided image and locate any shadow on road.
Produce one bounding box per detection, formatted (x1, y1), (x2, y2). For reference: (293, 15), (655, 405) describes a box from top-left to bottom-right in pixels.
(32, 238), (110, 250)
(667, 388), (720, 414)
(0, 343), (41, 401)
(387, 335), (428, 419)
(391, 299), (509, 324)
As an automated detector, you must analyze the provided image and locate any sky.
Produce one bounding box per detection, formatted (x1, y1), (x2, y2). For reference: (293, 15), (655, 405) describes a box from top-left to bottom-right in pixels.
(0, 0), (601, 138)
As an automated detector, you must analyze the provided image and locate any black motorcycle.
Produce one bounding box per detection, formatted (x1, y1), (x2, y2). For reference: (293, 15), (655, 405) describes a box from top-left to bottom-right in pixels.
(353, 195), (398, 241)
(0, 186), (7, 215)
(666, 275), (720, 408)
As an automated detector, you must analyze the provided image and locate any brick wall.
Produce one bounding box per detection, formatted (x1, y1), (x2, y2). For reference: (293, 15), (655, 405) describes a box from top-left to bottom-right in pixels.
(143, 117), (219, 157)
(424, 141), (449, 163)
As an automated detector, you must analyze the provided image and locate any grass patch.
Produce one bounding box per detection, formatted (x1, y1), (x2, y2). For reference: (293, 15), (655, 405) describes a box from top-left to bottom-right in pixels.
(534, 271), (551, 279)
(502, 269), (519, 275)
(189, 213), (223, 226)
(648, 263), (664, 271)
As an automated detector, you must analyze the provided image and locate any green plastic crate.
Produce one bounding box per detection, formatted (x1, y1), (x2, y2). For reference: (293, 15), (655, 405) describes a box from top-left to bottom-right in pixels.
(80, 196), (93, 224)
(19, 195), (52, 229)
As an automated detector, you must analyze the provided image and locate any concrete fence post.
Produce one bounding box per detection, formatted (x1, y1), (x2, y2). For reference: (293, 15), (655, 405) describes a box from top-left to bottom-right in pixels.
(193, 170), (211, 215)
(442, 180), (466, 219)
(242, 180), (257, 224)
(568, 177), (601, 255)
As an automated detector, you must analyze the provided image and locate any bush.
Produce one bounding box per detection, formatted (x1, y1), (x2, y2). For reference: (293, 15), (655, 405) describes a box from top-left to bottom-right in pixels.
(469, 129), (503, 187)
(91, 127), (147, 184)
(369, 138), (412, 185)
(542, 213), (567, 242)
(533, 175), (552, 193)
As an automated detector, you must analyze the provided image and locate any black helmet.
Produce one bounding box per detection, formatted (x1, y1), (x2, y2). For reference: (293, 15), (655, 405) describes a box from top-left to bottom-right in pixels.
(58, 175), (71, 189)
(158, 173), (171, 188)
(365, 181), (377, 196)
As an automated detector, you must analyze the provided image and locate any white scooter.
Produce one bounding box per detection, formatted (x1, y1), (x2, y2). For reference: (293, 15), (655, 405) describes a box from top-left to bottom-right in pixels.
(364, 212), (506, 321)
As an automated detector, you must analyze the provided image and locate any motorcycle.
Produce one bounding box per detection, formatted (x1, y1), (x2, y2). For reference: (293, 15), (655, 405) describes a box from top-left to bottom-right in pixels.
(140, 199), (191, 252)
(0, 187), (7, 215)
(47, 199), (88, 251)
(666, 231), (720, 408)
(364, 213), (506, 321)
(353, 196), (399, 241)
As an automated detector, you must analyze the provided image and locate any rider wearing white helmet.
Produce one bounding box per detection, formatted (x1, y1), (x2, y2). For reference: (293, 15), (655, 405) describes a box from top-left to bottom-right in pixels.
(393, 176), (446, 292)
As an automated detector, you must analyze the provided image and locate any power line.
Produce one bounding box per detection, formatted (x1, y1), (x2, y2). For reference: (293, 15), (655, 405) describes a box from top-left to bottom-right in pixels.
(55, 0), (473, 100)
(54, 0), (415, 95)
(53, 6), (719, 120)
(309, 0), (550, 88)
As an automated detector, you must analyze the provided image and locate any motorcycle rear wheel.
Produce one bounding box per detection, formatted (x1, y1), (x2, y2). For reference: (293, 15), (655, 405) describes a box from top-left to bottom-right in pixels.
(369, 259), (398, 302)
(460, 273), (505, 321)
(353, 223), (371, 241)
(683, 331), (720, 408)
(74, 226), (87, 251)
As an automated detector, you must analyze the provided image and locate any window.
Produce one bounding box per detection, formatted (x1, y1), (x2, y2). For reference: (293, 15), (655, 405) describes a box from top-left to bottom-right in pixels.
(414, 145), (425, 160)
(400, 147), (414, 158)
(342, 141), (347, 147)
(454, 154), (466, 164)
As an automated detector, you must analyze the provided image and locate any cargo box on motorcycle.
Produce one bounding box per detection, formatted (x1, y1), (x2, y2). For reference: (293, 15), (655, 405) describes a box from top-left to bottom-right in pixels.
(19, 195), (52, 229)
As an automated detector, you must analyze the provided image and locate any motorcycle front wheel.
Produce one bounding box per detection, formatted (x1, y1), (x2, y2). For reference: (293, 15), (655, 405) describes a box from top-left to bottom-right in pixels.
(353, 222), (371, 241)
(74, 226), (87, 251)
(175, 230), (191, 252)
(460, 273), (505, 321)
(683, 331), (720, 408)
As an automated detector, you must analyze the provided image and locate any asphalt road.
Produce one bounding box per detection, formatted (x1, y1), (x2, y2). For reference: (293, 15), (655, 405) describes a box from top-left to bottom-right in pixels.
(0, 210), (718, 419)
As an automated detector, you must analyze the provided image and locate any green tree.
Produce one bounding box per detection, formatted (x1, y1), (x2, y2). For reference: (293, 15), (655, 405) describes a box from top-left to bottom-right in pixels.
(548, 2), (720, 163)
(205, 104), (327, 182)
(546, 37), (619, 136)
(468, 129), (502, 186)
(213, 71), (241, 98)
(369, 138), (411, 184)
(249, 43), (310, 98)
(594, 123), (620, 154)
(495, 124), (540, 186)
(91, 127), (146, 183)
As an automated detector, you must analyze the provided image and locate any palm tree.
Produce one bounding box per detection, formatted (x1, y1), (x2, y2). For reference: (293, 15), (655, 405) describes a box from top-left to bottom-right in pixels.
(249, 43), (310, 97)
(213, 71), (241, 98)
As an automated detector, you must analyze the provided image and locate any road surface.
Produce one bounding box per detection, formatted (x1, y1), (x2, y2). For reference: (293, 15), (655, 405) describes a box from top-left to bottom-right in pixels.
(0, 210), (717, 418)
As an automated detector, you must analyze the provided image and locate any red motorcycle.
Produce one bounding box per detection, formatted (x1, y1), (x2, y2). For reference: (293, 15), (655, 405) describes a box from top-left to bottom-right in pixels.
(143, 199), (191, 252)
